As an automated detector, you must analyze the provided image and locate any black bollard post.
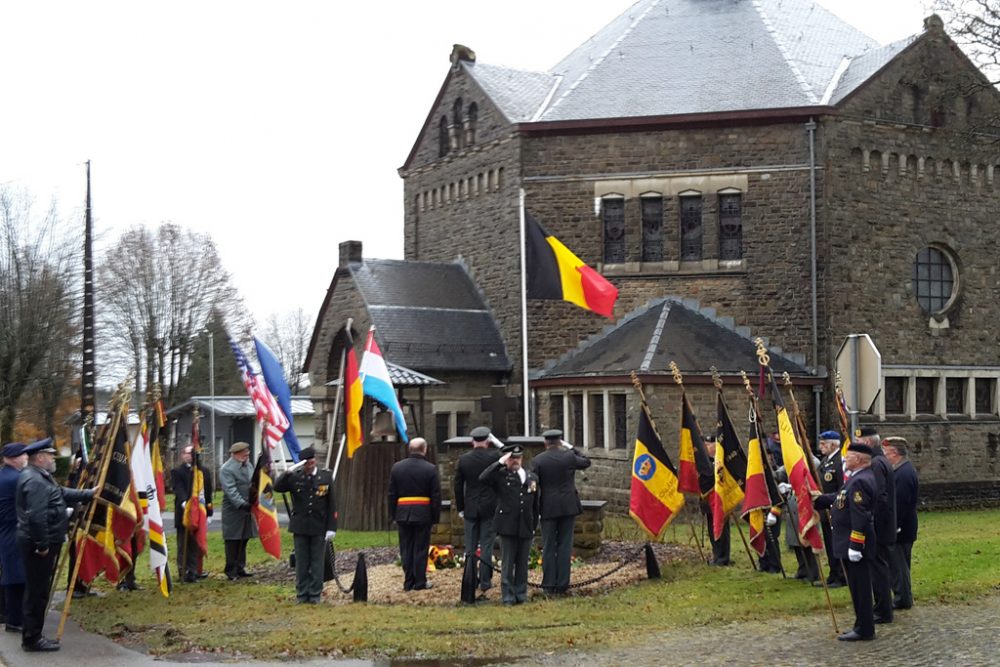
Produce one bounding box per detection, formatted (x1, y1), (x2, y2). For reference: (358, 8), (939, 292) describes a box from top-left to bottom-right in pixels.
(460, 553), (477, 604)
(644, 543), (661, 579)
(352, 553), (368, 602)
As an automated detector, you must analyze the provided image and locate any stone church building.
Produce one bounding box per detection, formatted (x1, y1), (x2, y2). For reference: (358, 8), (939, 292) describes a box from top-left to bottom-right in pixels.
(308, 0), (1000, 515)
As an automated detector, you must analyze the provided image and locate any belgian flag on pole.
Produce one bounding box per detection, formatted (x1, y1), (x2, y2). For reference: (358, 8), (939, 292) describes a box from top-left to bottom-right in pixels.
(525, 213), (618, 318)
(344, 328), (364, 458)
(711, 393), (747, 540)
(677, 394), (714, 498)
(740, 418), (773, 557)
(630, 408), (685, 539)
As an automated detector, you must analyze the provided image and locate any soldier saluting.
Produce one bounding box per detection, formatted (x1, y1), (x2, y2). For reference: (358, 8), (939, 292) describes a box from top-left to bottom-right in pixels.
(454, 426), (500, 597)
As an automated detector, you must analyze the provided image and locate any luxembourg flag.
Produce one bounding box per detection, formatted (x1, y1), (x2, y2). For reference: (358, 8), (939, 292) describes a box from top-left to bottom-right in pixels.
(359, 327), (409, 442)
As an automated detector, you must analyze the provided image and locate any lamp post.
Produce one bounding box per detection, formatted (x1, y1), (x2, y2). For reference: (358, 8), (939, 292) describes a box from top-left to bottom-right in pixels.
(208, 330), (217, 490)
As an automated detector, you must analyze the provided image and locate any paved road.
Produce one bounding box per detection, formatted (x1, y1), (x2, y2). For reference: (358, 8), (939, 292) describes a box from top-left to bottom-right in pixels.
(160, 511), (288, 533)
(0, 595), (996, 666)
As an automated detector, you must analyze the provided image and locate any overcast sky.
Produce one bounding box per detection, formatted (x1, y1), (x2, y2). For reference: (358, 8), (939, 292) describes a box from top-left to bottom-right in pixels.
(0, 0), (931, 326)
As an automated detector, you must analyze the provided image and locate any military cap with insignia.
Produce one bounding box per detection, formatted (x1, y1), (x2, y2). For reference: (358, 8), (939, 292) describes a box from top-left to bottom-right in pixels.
(470, 426), (491, 441)
(1, 442), (27, 458)
(500, 444), (524, 457)
(24, 438), (57, 455)
(541, 429), (562, 441)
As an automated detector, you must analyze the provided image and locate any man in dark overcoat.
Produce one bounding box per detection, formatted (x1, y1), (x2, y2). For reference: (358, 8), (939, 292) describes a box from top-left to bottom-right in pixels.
(454, 426), (500, 594)
(0, 443), (28, 631)
(171, 444), (214, 582)
(816, 430), (846, 587)
(388, 438), (441, 591)
(883, 436), (918, 610)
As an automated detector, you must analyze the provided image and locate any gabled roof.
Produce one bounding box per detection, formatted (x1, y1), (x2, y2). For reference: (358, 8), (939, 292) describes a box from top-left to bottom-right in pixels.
(327, 361), (444, 388)
(167, 396), (315, 418)
(350, 259), (511, 373)
(827, 35), (920, 105)
(534, 297), (810, 381)
(462, 0), (917, 124)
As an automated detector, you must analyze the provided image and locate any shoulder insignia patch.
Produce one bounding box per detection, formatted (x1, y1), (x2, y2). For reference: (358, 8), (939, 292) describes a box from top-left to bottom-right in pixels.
(853, 490), (863, 504)
(824, 472), (833, 482)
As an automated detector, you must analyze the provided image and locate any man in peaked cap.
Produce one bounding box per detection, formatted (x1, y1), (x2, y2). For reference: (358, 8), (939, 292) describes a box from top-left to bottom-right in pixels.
(17, 438), (95, 651)
(531, 429), (590, 595)
(453, 426), (500, 597)
(0, 443), (28, 632)
(857, 425), (896, 624)
(815, 441), (878, 641)
(220, 441), (257, 581)
(479, 443), (539, 605)
(817, 430), (846, 587)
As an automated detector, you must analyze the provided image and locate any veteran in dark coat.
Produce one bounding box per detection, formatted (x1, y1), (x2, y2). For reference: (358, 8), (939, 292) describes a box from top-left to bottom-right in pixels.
(860, 426), (896, 623)
(388, 438), (441, 591)
(815, 441), (878, 641)
(883, 437), (918, 610)
(170, 445), (214, 582)
(531, 429), (590, 595)
(273, 446), (338, 603)
(454, 426), (500, 593)
(479, 444), (539, 605)
(220, 442), (258, 581)
(0, 443), (28, 632)
(816, 430), (846, 587)
(16, 439), (94, 652)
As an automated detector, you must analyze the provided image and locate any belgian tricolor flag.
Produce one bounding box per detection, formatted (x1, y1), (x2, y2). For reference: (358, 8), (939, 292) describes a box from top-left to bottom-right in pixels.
(740, 418), (773, 557)
(677, 394), (714, 497)
(525, 213), (618, 318)
(630, 408), (685, 539)
(250, 449), (281, 559)
(711, 393), (748, 540)
(344, 328), (364, 458)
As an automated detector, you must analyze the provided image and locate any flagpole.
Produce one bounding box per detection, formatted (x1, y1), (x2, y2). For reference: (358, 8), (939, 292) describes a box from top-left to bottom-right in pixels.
(518, 188), (531, 436)
(325, 319), (351, 470)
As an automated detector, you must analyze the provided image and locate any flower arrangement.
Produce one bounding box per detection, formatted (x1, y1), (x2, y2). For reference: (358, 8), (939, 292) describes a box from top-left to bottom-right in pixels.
(427, 544), (460, 571)
(527, 545), (582, 570)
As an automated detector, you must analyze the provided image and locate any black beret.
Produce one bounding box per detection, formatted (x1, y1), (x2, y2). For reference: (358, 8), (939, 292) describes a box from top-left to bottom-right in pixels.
(542, 429), (562, 441)
(858, 425), (879, 437)
(300, 446), (317, 460)
(847, 441), (873, 456)
(470, 426), (491, 440)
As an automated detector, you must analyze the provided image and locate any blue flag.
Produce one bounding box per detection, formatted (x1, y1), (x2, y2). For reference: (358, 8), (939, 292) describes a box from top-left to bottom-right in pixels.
(254, 337), (302, 461)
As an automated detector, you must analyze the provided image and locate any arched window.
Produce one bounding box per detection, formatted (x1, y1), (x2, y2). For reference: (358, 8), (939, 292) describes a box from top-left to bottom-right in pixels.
(452, 98), (464, 150)
(466, 102), (478, 145)
(913, 246), (958, 313)
(438, 116), (449, 157)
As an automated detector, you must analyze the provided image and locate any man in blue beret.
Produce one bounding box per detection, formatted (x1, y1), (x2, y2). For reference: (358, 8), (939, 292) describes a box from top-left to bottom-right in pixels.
(0, 443), (28, 632)
(16, 438), (95, 651)
(817, 430), (846, 587)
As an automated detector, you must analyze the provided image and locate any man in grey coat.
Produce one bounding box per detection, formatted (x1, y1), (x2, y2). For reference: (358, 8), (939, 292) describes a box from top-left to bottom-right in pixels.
(220, 442), (258, 581)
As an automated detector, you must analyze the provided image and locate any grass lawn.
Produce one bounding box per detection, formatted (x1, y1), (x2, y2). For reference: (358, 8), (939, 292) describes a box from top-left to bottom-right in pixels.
(69, 508), (1000, 660)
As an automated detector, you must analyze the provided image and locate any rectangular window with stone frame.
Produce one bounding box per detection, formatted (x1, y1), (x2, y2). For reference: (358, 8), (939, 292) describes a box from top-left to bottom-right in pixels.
(975, 378), (996, 415)
(641, 195), (664, 261)
(602, 197), (626, 264)
(549, 393), (564, 433)
(435, 413), (450, 446)
(679, 194), (703, 261)
(945, 378), (966, 414)
(718, 192), (743, 261)
(589, 394), (604, 449)
(884, 377), (906, 415)
(570, 393), (584, 446)
(612, 394), (627, 449)
(915, 377), (936, 414)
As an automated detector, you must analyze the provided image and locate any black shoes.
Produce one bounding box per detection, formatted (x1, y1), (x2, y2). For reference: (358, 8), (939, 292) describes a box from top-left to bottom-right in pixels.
(117, 582), (141, 591)
(6, 624), (22, 633)
(893, 601), (912, 610)
(837, 630), (874, 642)
(413, 582), (433, 590)
(237, 569), (254, 578)
(71, 589), (97, 599)
(196, 572), (209, 579)
(873, 615), (893, 624)
(23, 636), (61, 652)
(183, 572), (198, 583)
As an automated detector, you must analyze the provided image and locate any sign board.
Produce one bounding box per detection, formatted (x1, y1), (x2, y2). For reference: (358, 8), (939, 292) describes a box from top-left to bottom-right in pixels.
(835, 334), (882, 413)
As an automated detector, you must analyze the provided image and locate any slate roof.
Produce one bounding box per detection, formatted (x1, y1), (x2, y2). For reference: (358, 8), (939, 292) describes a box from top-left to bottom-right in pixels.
(167, 396), (315, 418)
(463, 0), (913, 123)
(349, 259), (511, 373)
(827, 35), (920, 105)
(327, 361), (444, 387)
(535, 297), (809, 380)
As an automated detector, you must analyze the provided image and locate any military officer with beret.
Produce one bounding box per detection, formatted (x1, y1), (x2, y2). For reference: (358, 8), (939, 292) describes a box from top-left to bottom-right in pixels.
(220, 441), (258, 581)
(814, 441), (878, 641)
(16, 438), (95, 652)
(454, 426), (501, 595)
(531, 429), (590, 595)
(388, 438), (441, 591)
(273, 446), (337, 604)
(479, 444), (539, 605)
(817, 430), (846, 587)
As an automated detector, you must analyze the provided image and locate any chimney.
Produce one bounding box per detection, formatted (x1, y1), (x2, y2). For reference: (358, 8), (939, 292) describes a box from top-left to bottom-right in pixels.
(339, 240), (362, 268)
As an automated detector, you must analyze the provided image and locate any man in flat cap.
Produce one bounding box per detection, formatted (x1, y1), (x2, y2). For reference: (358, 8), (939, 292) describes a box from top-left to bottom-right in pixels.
(858, 425), (896, 624)
(882, 436), (918, 611)
(479, 444), (539, 605)
(531, 429), (590, 595)
(388, 438), (441, 591)
(0, 443), (28, 632)
(16, 438), (95, 651)
(815, 441), (878, 641)
(220, 441), (257, 581)
(273, 446), (337, 603)
(454, 426), (500, 596)
(816, 430), (846, 587)
(171, 444), (214, 582)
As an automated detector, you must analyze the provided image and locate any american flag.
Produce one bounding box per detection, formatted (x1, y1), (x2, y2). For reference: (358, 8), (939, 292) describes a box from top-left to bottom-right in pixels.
(229, 337), (289, 450)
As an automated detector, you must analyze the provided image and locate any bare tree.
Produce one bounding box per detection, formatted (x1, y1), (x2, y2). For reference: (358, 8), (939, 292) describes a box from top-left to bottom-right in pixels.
(0, 188), (79, 442)
(261, 307), (312, 394)
(935, 0), (1000, 82)
(99, 223), (246, 405)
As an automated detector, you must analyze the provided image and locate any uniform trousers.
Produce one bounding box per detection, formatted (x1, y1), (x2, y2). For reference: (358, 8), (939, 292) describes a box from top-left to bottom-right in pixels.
(292, 533), (326, 602)
(224, 539), (249, 578)
(462, 516), (496, 590)
(18, 542), (57, 644)
(540, 515), (575, 592)
(820, 514), (847, 584)
(706, 512), (731, 564)
(177, 528), (200, 578)
(498, 535), (531, 604)
(759, 520), (783, 573)
(397, 522), (431, 591)
(3, 584), (23, 628)
(847, 558), (875, 638)
(870, 542), (895, 620)
(892, 541), (913, 609)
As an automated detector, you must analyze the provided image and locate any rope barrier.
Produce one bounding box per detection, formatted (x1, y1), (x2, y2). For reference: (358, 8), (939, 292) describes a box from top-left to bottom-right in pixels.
(468, 543), (648, 590)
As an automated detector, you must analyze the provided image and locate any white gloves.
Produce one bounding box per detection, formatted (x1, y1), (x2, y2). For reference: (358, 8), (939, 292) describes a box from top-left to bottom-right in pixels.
(848, 548), (862, 562)
(766, 512), (778, 527)
(499, 453), (511, 465)
(325, 531), (336, 541)
(487, 434), (505, 449)
(65, 507), (74, 518)
(561, 440), (574, 449)
(458, 511), (465, 519)
(290, 460), (307, 471)
(777, 482), (792, 496)
(181, 501), (186, 510)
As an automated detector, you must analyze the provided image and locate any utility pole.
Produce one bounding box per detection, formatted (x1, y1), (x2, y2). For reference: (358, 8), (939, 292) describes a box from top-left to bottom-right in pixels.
(81, 160), (96, 420)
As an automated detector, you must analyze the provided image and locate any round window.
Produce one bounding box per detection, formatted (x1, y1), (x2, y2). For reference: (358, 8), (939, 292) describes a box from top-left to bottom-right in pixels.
(912, 247), (957, 313)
